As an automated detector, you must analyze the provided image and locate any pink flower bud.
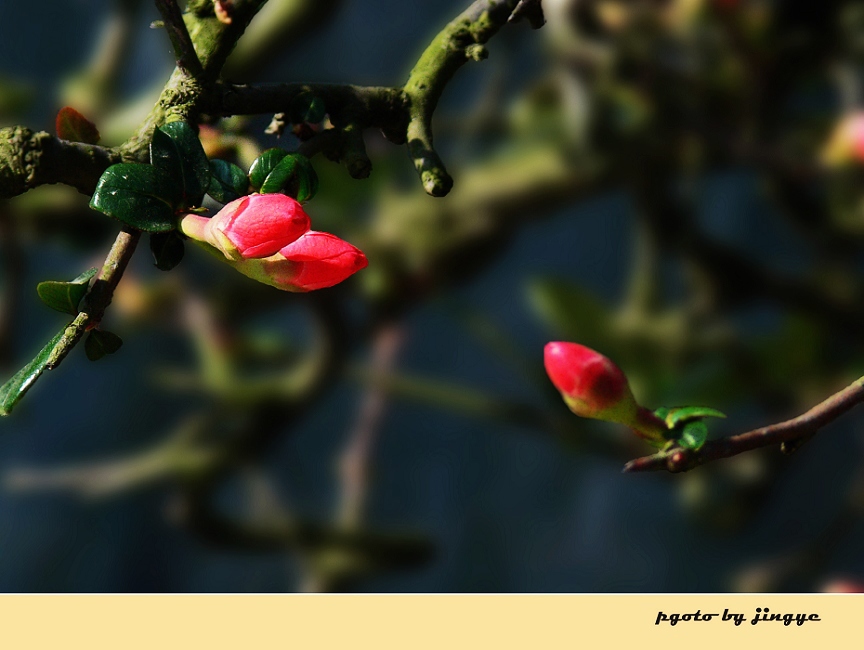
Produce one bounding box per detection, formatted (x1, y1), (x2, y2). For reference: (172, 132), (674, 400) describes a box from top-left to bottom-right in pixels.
(544, 341), (666, 442)
(180, 194), (310, 260)
(232, 231), (368, 292)
(822, 113), (864, 166)
(820, 579), (864, 593)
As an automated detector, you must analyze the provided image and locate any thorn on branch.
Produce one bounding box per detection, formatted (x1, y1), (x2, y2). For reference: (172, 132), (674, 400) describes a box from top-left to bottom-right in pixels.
(508, 0), (545, 29)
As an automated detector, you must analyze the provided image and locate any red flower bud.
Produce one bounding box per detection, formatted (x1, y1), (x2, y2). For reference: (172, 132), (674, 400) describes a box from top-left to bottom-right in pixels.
(822, 113), (864, 166)
(180, 194), (310, 260)
(232, 231), (368, 292)
(544, 341), (666, 442)
(821, 579), (864, 593)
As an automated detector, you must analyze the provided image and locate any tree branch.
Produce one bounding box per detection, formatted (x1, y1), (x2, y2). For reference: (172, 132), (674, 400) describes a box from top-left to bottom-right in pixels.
(623, 376), (864, 473)
(46, 228), (141, 369)
(154, 0), (204, 78)
(0, 126), (122, 199)
(403, 0), (525, 196)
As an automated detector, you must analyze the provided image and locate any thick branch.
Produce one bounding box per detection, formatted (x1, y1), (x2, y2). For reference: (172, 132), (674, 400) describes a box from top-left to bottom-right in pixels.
(0, 126), (122, 199)
(154, 0), (204, 78)
(403, 0), (524, 196)
(623, 376), (864, 473)
(121, 0), (268, 157)
(214, 82), (407, 136)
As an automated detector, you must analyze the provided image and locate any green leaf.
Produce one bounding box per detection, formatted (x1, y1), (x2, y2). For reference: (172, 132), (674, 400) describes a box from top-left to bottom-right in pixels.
(150, 122), (211, 209)
(207, 159), (248, 203)
(150, 231), (185, 271)
(0, 327), (67, 416)
(678, 420), (708, 450)
(36, 267), (98, 315)
(55, 106), (100, 144)
(665, 406), (726, 429)
(248, 148), (288, 190)
(89, 163), (179, 232)
(653, 406), (669, 422)
(259, 153), (319, 202)
(289, 92), (326, 124)
(85, 330), (123, 362)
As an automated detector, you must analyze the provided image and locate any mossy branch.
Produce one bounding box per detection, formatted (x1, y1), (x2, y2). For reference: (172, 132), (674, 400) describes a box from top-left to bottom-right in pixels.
(402, 0), (537, 196)
(0, 127), (122, 199)
(154, 0), (204, 78)
(1, 0), (542, 199)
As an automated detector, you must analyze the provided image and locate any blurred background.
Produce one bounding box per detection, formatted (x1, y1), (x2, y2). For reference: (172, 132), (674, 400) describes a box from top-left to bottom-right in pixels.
(2, 0), (864, 592)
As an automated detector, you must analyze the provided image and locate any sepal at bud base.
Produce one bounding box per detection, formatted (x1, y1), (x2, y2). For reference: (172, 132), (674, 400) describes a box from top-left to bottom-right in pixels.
(544, 341), (667, 443)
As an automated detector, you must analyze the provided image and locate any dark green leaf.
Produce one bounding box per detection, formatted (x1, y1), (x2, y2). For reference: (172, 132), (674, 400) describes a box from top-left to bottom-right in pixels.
(207, 159), (248, 203)
(653, 406), (669, 422)
(289, 92), (326, 124)
(665, 406), (726, 429)
(0, 327), (67, 416)
(85, 329), (123, 362)
(89, 163), (178, 232)
(150, 231), (185, 271)
(248, 148), (288, 190)
(150, 122), (211, 209)
(36, 267), (98, 315)
(259, 153), (319, 202)
(678, 420), (708, 450)
(295, 155), (318, 202)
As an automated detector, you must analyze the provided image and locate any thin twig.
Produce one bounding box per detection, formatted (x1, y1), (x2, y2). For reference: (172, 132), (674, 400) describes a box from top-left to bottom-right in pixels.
(623, 376), (864, 473)
(46, 228), (141, 369)
(337, 321), (406, 529)
(154, 0), (204, 78)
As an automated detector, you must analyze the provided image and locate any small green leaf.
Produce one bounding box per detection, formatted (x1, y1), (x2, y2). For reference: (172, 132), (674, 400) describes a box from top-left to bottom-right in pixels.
(89, 163), (179, 232)
(665, 406), (726, 429)
(678, 420), (708, 450)
(297, 155), (319, 201)
(150, 122), (211, 209)
(85, 329), (123, 362)
(248, 148), (288, 190)
(0, 327), (67, 416)
(207, 159), (248, 203)
(289, 92), (326, 124)
(55, 106), (100, 144)
(36, 267), (98, 315)
(259, 153), (319, 202)
(150, 231), (185, 271)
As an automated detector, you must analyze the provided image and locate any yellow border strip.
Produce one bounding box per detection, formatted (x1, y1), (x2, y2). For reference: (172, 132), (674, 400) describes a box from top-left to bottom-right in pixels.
(0, 594), (859, 649)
